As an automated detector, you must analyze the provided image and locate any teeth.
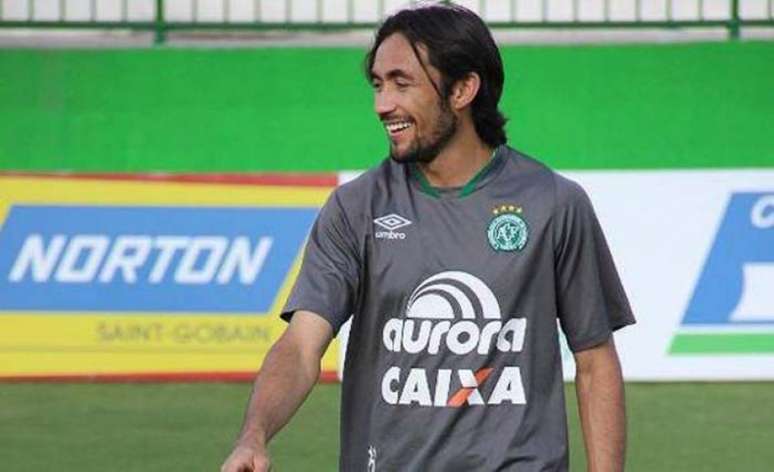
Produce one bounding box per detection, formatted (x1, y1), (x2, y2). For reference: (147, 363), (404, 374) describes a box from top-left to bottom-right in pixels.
(385, 121), (413, 133)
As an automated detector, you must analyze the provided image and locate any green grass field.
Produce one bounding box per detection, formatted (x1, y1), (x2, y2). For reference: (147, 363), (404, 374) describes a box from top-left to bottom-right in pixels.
(0, 382), (772, 471)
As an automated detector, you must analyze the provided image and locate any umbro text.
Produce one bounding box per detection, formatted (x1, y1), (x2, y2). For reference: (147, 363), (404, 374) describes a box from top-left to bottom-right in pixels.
(375, 231), (406, 240)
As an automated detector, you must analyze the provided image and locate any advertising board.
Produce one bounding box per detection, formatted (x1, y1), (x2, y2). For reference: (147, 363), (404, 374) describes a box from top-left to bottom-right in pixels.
(0, 174), (338, 380)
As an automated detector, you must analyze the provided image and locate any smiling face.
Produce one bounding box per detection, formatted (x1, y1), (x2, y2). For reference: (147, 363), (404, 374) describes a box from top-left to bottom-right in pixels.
(370, 33), (458, 164)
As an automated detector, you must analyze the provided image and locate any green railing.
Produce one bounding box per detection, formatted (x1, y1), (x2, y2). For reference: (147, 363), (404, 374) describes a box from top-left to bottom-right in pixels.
(0, 0), (772, 44)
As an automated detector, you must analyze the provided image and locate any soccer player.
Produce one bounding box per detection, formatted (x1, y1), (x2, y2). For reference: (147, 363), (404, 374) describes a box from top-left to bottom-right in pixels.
(221, 4), (635, 471)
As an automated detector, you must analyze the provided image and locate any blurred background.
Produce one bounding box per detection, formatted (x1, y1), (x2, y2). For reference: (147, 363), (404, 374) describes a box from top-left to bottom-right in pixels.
(0, 0), (772, 470)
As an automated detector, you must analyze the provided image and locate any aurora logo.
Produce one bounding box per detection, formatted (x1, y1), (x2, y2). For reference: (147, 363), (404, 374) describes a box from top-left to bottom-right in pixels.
(383, 271), (525, 354)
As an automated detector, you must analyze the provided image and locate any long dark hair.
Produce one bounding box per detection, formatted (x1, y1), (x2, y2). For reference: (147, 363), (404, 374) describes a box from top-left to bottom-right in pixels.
(364, 3), (508, 148)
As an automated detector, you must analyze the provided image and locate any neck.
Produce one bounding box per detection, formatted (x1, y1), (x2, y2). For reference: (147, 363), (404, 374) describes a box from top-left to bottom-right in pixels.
(417, 121), (494, 188)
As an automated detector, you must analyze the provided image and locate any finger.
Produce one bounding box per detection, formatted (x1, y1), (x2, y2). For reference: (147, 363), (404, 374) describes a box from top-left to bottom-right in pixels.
(253, 456), (270, 472)
(221, 457), (251, 472)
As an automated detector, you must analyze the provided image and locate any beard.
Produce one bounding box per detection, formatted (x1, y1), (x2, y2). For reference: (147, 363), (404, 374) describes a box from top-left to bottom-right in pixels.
(389, 98), (458, 165)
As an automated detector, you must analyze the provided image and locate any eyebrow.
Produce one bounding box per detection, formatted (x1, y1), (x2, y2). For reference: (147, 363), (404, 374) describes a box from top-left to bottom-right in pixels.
(370, 68), (415, 82)
(370, 44), (444, 99)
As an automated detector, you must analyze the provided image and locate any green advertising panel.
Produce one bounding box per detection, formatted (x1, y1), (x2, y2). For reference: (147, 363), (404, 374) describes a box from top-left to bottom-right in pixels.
(0, 41), (772, 172)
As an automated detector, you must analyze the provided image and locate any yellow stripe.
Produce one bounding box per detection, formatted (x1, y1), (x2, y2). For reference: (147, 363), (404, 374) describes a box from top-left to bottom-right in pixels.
(0, 177), (331, 206)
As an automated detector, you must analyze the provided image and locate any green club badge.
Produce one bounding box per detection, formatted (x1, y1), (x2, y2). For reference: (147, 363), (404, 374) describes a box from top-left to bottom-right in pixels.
(487, 205), (528, 252)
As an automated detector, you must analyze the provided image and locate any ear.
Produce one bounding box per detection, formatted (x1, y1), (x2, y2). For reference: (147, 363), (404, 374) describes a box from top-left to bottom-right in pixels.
(448, 72), (481, 111)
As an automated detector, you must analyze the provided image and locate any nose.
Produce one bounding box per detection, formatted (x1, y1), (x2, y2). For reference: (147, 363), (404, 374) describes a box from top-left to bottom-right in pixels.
(374, 89), (397, 117)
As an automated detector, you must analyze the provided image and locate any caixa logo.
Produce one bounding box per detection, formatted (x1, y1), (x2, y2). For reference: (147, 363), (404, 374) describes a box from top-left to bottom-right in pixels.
(0, 205), (318, 313)
(672, 193), (774, 354)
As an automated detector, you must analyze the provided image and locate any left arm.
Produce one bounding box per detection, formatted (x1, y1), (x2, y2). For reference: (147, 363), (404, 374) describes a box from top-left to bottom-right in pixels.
(573, 336), (627, 472)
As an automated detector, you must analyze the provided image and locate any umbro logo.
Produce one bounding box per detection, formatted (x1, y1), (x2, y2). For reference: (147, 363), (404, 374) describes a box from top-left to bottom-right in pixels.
(374, 214), (412, 231)
(374, 213), (411, 240)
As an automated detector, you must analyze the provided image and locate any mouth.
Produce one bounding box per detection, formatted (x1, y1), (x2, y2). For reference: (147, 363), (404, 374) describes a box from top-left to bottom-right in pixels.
(383, 119), (414, 140)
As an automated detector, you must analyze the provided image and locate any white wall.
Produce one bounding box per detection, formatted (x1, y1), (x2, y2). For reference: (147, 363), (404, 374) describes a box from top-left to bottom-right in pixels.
(3, 0), (771, 22)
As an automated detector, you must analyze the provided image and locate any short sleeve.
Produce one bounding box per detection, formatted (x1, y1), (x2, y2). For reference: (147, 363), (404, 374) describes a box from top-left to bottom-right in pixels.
(281, 191), (361, 336)
(553, 179), (635, 352)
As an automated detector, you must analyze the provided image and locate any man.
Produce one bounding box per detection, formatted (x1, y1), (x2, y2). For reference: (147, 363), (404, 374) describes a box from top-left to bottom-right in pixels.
(222, 4), (635, 471)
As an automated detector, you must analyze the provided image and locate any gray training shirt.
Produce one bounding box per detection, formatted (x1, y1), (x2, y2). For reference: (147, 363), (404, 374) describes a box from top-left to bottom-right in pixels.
(282, 145), (635, 471)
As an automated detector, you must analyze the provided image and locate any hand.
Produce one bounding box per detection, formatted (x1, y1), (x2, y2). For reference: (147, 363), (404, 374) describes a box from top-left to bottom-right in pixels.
(220, 442), (271, 472)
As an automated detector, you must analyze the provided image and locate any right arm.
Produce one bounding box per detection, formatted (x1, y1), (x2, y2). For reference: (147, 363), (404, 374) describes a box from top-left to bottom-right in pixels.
(221, 310), (334, 472)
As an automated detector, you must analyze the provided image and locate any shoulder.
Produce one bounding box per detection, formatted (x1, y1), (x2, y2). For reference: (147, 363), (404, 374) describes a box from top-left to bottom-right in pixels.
(322, 158), (396, 225)
(334, 159), (389, 198)
(552, 172), (591, 211)
(331, 158), (398, 206)
(501, 146), (589, 210)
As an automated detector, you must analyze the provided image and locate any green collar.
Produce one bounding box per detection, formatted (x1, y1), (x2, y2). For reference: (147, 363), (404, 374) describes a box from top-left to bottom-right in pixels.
(410, 147), (499, 199)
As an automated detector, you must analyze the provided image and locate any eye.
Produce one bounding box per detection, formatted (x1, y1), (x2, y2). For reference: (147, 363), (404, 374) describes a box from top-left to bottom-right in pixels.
(372, 81), (383, 91)
(395, 81), (410, 90)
